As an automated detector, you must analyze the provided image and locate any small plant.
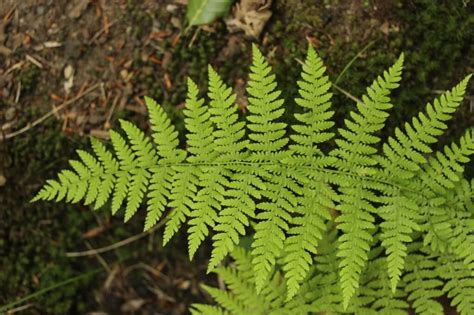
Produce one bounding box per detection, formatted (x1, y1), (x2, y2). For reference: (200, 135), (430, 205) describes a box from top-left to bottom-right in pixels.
(34, 44), (473, 314)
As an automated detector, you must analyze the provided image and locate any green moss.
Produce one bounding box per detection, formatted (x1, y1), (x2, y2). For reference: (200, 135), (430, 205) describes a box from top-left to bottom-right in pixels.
(18, 65), (41, 96)
(0, 121), (96, 313)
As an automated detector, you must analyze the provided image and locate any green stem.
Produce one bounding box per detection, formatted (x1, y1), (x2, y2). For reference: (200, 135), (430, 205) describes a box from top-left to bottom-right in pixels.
(334, 40), (377, 85)
(0, 268), (102, 313)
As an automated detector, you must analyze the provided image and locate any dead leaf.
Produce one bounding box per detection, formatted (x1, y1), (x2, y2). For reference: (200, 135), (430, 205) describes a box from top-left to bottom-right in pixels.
(0, 174), (6, 187)
(50, 93), (63, 102)
(120, 69), (132, 82)
(161, 52), (172, 70)
(64, 65), (74, 94)
(82, 225), (107, 239)
(69, 0), (91, 19)
(164, 73), (172, 90)
(0, 45), (12, 56)
(226, 0), (272, 38)
(380, 22), (390, 35)
(120, 299), (146, 312)
(43, 41), (63, 48)
(90, 129), (110, 139)
(177, 279), (191, 290)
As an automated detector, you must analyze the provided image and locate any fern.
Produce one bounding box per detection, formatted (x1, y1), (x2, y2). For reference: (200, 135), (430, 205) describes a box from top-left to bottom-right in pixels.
(437, 251), (474, 315)
(33, 44), (474, 314)
(282, 45), (336, 300)
(329, 53), (405, 307)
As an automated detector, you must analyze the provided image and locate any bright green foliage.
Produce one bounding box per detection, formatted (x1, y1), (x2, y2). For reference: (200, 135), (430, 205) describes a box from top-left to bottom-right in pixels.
(33, 45), (473, 314)
(191, 247), (312, 315)
(145, 97), (186, 231)
(207, 65), (253, 272)
(330, 53), (404, 308)
(246, 44), (299, 293)
(282, 45), (336, 300)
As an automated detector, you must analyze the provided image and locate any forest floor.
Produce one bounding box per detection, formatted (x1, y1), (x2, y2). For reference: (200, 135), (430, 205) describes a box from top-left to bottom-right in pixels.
(0, 0), (472, 314)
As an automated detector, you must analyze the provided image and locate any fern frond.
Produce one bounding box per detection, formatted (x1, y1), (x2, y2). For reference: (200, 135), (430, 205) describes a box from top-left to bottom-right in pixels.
(331, 53), (404, 308)
(247, 44), (295, 293)
(108, 130), (134, 214)
(421, 126), (474, 194)
(434, 179), (474, 272)
(33, 45), (474, 311)
(369, 78), (474, 291)
(290, 45), (335, 157)
(421, 130), (474, 261)
(404, 245), (444, 315)
(163, 165), (198, 245)
(437, 253), (474, 315)
(143, 97), (186, 231)
(194, 247), (311, 315)
(207, 66), (255, 271)
(119, 119), (157, 222)
(356, 251), (408, 315)
(282, 45), (336, 300)
(190, 304), (230, 315)
(184, 78), (224, 259)
(378, 194), (420, 292)
(89, 138), (118, 209)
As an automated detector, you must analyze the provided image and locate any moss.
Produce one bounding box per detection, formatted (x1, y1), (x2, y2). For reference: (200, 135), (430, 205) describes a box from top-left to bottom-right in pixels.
(18, 65), (41, 96)
(0, 120), (96, 313)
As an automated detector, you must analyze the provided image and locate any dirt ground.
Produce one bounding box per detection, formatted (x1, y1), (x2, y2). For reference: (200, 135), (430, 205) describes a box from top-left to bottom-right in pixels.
(0, 0), (473, 314)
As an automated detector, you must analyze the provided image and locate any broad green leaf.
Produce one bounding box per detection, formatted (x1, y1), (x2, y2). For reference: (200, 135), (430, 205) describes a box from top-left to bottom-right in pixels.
(186, 0), (234, 27)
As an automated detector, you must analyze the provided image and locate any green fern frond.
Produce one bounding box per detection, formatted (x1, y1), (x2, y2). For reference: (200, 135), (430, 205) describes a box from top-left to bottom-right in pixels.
(90, 138), (118, 209)
(441, 179), (474, 271)
(190, 305), (230, 315)
(207, 65), (255, 271)
(184, 78), (220, 258)
(290, 45), (335, 157)
(420, 130), (474, 261)
(144, 97), (186, 231)
(437, 253), (474, 315)
(378, 95), (473, 292)
(282, 45), (335, 300)
(378, 194), (420, 293)
(356, 252), (408, 314)
(119, 119), (157, 222)
(372, 76), (473, 295)
(421, 127), (474, 194)
(109, 130), (134, 214)
(163, 164), (198, 245)
(194, 247), (311, 315)
(404, 245), (444, 315)
(33, 45), (474, 313)
(332, 53), (404, 308)
(247, 45), (296, 293)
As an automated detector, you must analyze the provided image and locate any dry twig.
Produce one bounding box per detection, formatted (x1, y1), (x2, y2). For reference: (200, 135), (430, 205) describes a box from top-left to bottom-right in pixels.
(66, 220), (165, 258)
(1, 83), (100, 141)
